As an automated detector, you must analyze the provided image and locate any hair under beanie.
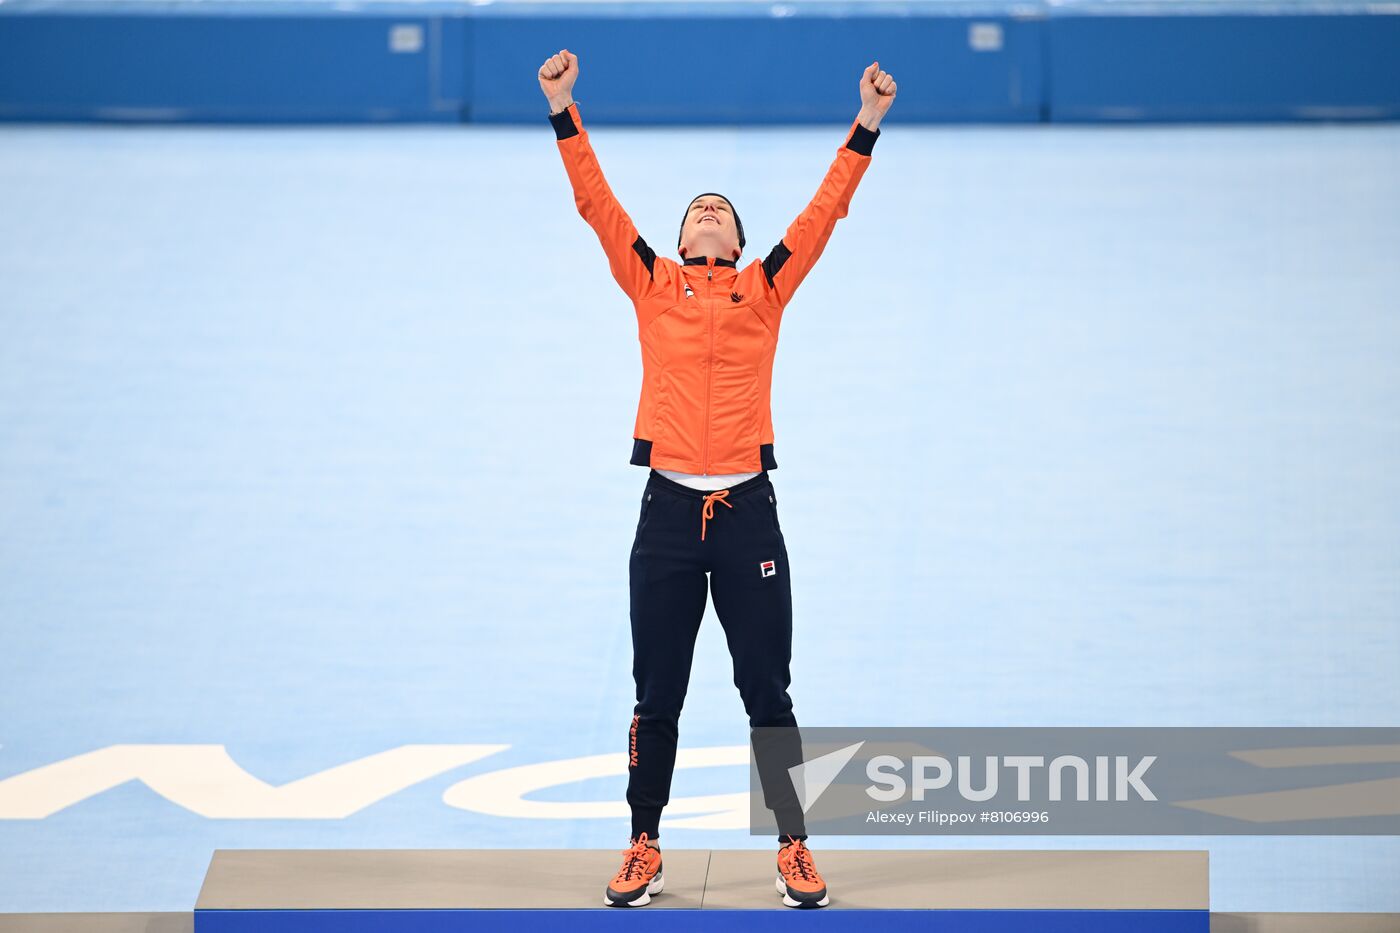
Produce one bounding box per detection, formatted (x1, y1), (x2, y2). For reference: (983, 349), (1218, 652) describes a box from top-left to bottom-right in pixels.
(678, 192), (745, 255)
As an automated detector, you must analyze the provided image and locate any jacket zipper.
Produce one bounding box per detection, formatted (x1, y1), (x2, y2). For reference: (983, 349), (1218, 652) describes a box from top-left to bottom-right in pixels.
(702, 257), (716, 474)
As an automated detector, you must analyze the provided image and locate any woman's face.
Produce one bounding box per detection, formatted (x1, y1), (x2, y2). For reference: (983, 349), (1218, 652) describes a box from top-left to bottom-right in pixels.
(680, 195), (741, 260)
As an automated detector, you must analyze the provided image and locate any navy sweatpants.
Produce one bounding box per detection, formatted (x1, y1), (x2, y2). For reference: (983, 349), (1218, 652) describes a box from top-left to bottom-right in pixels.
(626, 468), (807, 843)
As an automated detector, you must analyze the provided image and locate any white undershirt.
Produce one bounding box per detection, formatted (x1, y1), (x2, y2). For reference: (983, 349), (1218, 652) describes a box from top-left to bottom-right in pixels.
(656, 469), (761, 491)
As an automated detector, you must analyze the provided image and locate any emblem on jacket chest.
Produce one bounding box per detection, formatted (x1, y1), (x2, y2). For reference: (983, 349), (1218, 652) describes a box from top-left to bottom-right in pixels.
(683, 284), (743, 302)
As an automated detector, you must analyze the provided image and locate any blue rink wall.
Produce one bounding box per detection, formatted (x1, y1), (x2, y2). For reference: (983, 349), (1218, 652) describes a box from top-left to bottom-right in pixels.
(0, 0), (1397, 123)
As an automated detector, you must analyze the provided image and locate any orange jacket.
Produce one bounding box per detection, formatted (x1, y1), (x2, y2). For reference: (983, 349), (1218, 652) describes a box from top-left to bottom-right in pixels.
(550, 100), (879, 474)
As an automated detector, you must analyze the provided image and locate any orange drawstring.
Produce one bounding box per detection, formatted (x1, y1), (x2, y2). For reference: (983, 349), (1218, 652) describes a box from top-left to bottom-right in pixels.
(700, 489), (733, 540)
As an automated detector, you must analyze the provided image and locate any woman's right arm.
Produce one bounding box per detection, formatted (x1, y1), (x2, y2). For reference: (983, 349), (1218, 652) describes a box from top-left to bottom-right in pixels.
(539, 49), (663, 303)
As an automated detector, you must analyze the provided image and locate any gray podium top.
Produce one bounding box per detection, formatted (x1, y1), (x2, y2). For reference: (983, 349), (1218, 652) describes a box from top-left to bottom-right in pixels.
(196, 848), (1208, 911)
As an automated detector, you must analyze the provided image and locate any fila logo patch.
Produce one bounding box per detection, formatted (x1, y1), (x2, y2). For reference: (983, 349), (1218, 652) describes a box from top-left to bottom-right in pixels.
(760, 560), (776, 577)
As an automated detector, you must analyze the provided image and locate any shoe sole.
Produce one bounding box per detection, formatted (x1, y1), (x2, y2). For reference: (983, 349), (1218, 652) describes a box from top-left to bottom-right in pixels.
(776, 872), (829, 908)
(604, 872), (664, 907)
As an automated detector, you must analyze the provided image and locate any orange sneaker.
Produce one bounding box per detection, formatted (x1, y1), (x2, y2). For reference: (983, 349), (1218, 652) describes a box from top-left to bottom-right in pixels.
(776, 836), (829, 908)
(603, 832), (664, 907)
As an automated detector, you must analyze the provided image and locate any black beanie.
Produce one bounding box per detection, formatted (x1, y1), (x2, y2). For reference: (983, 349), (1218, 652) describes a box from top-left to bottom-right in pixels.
(678, 192), (745, 256)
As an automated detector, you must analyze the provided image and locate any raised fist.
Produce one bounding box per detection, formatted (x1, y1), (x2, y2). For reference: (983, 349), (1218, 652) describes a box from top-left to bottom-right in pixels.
(539, 49), (579, 110)
(859, 61), (897, 116)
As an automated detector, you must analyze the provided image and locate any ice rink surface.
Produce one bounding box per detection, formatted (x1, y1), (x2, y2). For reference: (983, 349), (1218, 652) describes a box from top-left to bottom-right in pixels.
(1, 119), (1398, 912)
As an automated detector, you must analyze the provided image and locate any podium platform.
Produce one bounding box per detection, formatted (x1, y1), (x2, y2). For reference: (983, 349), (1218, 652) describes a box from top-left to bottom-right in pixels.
(194, 848), (1208, 931)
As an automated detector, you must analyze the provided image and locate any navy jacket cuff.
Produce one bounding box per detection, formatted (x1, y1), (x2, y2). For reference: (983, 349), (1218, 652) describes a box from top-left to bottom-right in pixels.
(550, 104), (579, 140)
(846, 122), (880, 156)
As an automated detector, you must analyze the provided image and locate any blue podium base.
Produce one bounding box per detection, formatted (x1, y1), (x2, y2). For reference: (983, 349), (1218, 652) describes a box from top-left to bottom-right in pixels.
(196, 907), (1207, 932)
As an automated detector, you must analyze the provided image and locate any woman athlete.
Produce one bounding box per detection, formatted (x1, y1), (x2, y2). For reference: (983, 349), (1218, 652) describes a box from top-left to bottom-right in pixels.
(538, 48), (895, 909)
